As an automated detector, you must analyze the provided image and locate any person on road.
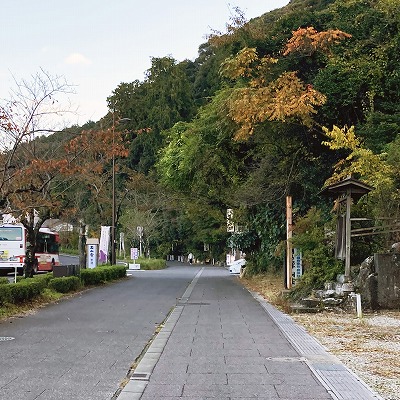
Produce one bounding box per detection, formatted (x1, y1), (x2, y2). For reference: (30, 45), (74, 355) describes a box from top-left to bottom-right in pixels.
(188, 252), (194, 265)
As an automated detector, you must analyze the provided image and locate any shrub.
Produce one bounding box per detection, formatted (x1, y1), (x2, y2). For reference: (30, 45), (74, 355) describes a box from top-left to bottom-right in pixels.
(30, 273), (53, 290)
(290, 207), (344, 299)
(137, 258), (166, 270)
(8, 280), (44, 304)
(0, 277), (9, 285)
(80, 265), (126, 286)
(0, 284), (12, 305)
(0, 275), (53, 305)
(49, 276), (81, 293)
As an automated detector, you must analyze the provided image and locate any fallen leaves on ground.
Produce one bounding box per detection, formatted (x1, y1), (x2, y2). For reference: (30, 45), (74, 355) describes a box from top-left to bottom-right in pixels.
(241, 273), (400, 400)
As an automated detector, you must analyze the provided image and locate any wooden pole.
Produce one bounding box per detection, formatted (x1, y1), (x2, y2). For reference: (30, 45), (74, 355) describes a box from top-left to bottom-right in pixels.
(286, 196), (293, 289)
(345, 191), (352, 282)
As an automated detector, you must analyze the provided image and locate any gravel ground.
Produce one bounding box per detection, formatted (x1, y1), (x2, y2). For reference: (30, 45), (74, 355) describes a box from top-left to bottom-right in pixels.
(291, 310), (400, 400)
(241, 274), (400, 400)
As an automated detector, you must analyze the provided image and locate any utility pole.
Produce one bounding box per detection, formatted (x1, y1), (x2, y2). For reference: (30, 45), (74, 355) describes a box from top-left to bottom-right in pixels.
(78, 220), (86, 268)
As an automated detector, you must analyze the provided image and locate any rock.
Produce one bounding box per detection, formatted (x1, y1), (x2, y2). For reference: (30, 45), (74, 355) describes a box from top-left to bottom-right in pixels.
(322, 297), (343, 306)
(337, 274), (346, 284)
(391, 242), (400, 253)
(323, 289), (336, 298)
(301, 297), (322, 308)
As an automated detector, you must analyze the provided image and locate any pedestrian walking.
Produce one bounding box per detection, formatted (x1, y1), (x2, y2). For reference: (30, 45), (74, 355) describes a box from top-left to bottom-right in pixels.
(188, 252), (193, 264)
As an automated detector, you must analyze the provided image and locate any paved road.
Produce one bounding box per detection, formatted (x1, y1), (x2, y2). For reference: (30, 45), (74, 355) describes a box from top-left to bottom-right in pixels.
(0, 264), (200, 400)
(120, 267), (383, 400)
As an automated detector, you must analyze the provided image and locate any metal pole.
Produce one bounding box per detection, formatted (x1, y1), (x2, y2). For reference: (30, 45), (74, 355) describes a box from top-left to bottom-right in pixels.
(111, 112), (116, 265)
(137, 226), (143, 258)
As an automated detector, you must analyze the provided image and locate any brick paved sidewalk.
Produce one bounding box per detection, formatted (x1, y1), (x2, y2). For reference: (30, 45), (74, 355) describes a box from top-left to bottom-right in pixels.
(118, 267), (382, 400)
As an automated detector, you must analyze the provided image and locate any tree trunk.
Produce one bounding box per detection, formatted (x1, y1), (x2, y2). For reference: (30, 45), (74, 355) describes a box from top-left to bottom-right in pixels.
(22, 211), (46, 278)
(78, 221), (86, 268)
(24, 230), (37, 278)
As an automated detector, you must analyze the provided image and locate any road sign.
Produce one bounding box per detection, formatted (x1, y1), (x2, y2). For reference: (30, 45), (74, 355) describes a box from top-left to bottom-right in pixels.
(131, 247), (139, 260)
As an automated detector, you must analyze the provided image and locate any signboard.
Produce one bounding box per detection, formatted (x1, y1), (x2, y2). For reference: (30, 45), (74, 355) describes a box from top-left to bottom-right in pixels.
(130, 247), (139, 260)
(292, 248), (303, 282)
(227, 209), (235, 232)
(87, 238), (99, 269)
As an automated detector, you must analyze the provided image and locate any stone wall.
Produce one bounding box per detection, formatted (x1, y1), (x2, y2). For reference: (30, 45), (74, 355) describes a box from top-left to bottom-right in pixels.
(374, 253), (400, 309)
(354, 253), (400, 309)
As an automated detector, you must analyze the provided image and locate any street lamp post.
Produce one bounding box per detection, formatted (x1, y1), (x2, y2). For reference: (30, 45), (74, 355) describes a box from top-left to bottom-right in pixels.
(111, 112), (116, 265)
(137, 226), (143, 257)
(111, 115), (131, 265)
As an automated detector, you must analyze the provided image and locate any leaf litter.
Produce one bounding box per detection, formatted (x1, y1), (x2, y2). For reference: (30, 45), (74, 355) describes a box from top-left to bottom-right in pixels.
(241, 274), (400, 400)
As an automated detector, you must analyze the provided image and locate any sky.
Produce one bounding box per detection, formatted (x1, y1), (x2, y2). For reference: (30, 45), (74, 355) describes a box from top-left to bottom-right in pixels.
(1, 0), (289, 127)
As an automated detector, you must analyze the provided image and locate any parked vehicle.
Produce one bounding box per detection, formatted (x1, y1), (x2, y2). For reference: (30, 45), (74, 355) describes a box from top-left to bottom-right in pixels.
(0, 223), (60, 275)
(229, 258), (246, 275)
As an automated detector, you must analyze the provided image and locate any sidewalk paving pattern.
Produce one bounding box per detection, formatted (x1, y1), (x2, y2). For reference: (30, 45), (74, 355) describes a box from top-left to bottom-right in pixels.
(119, 267), (383, 400)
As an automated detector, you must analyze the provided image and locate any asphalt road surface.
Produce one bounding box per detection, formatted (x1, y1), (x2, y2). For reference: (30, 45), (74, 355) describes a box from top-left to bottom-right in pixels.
(0, 263), (200, 400)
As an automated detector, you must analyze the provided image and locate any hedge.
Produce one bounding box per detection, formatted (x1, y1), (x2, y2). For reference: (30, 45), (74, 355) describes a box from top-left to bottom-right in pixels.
(8, 280), (45, 304)
(137, 258), (166, 270)
(49, 276), (81, 293)
(0, 266), (126, 307)
(79, 265), (126, 286)
(0, 284), (11, 305)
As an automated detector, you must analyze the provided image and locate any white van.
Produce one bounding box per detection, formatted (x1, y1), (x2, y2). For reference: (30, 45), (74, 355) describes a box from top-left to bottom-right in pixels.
(229, 258), (246, 274)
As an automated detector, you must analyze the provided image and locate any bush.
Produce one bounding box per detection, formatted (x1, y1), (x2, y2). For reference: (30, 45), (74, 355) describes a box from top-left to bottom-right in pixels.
(290, 207), (344, 300)
(49, 276), (81, 293)
(0, 265), (126, 310)
(137, 258), (166, 270)
(0, 277), (9, 285)
(30, 273), (53, 289)
(0, 284), (12, 305)
(8, 280), (44, 304)
(0, 273), (59, 305)
(80, 265), (126, 286)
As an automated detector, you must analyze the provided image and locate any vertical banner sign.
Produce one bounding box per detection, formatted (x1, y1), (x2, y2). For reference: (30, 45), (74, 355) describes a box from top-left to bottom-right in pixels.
(119, 232), (125, 258)
(99, 226), (111, 264)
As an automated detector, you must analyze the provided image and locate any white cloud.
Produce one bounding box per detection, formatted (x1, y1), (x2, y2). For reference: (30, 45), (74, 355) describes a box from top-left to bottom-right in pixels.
(65, 53), (91, 66)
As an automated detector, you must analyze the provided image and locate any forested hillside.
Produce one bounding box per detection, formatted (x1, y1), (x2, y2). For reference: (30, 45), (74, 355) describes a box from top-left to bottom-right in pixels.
(99, 0), (400, 275)
(2, 0), (399, 286)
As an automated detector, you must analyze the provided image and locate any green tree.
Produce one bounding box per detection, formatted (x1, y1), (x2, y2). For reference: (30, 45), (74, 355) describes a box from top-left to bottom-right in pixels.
(108, 57), (197, 174)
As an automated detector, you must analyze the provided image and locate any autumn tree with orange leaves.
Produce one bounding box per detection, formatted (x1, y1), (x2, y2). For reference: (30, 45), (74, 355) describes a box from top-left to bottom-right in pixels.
(219, 27), (352, 141)
(0, 71), (129, 276)
(64, 122), (130, 228)
(283, 27), (352, 57)
(0, 71), (78, 276)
